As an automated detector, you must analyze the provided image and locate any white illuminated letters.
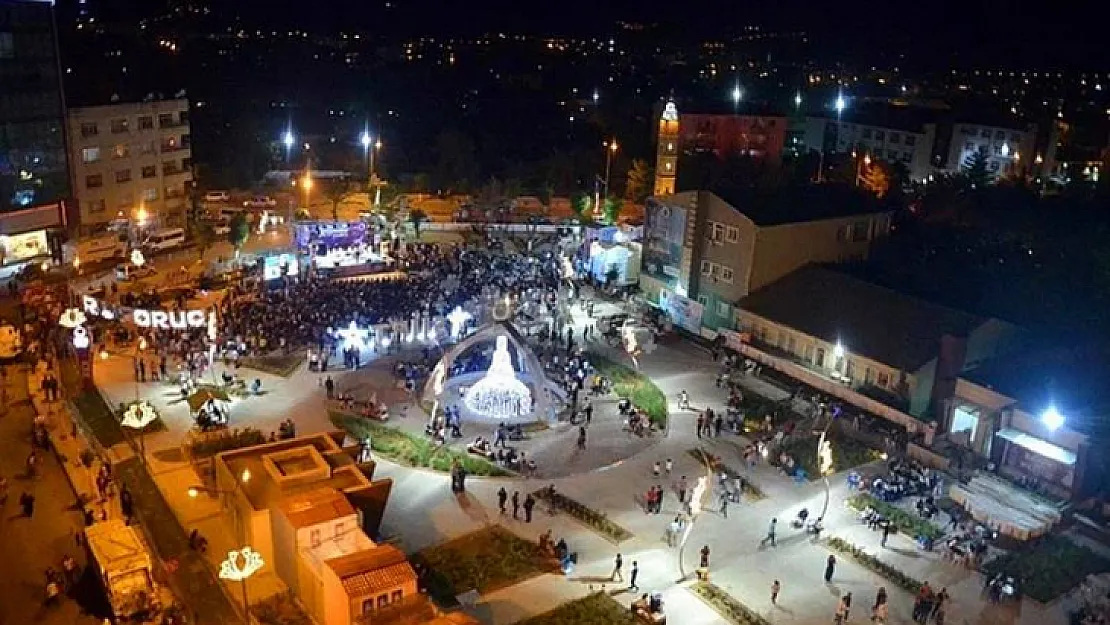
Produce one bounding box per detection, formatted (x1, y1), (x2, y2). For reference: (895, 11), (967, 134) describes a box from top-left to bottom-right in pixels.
(77, 296), (213, 331)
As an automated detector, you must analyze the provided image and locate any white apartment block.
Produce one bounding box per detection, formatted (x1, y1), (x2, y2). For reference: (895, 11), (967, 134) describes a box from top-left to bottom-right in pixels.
(67, 98), (192, 235)
(946, 122), (1035, 181)
(802, 116), (937, 182)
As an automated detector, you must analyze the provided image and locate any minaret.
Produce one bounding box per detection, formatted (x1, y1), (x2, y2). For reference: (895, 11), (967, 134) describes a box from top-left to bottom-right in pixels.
(653, 99), (680, 196)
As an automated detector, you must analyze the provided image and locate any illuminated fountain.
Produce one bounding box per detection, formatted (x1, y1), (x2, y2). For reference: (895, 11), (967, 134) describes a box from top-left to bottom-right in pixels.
(463, 336), (532, 420)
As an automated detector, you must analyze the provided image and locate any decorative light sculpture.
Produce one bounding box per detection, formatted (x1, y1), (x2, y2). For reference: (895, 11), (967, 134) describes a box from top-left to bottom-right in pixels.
(331, 321), (369, 351)
(463, 336), (531, 420)
(121, 401), (158, 460)
(58, 308), (87, 329)
(130, 249), (146, 267)
(220, 545), (264, 609)
(447, 306), (472, 340)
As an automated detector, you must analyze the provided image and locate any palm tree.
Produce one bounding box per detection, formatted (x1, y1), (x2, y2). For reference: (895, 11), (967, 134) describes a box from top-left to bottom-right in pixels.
(408, 209), (429, 240)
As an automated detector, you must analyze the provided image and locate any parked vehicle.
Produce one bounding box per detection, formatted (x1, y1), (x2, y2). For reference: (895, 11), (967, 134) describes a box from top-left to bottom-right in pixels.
(243, 195), (277, 209)
(65, 233), (128, 265)
(142, 227), (186, 253)
(84, 520), (161, 621)
(203, 190), (231, 203)
(115, 263), (157, 281)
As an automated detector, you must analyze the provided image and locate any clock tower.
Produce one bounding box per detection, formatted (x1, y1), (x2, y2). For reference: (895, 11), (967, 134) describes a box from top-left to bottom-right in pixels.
(653, 99), (680, 196)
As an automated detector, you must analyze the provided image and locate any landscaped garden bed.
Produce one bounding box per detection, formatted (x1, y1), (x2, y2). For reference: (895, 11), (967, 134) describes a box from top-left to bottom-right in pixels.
(329, 411), (511, 476)
(184, 427), (267, 460)
(846, 493), (944, 541)
(778, 433), (884, 478)
(826, 536), (924, 593)
(591, 355), (668, 428)
(412, 526), (557, 606)
(251, 590), (313, 625)
(691, 581), (772, 625)
(982, 534), (1110, 603)
(532, 487), (633, 543)
(239, 353), (305, 378)
(687, 448), (766, 500)
(515, 592), (637, 625)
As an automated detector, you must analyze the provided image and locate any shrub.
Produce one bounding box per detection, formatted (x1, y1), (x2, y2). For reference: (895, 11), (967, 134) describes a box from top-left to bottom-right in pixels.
(251, 590), (313, 625)
(186, 427), (267, 459)
(826, 536), (924, 593)
(846, 493), (943, 541)
(515, 592), (637, 625)
(591, 355), (668, 427)
(778, 435), (884, 478)
(413, 526), (555, 604)
(982, 535), (1110, 602)
(692, 581), (772, 625)
(532, 487), (633, 543)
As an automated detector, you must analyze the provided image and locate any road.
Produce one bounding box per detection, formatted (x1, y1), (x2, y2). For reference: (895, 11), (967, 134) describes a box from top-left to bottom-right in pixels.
(0, 366), (101, 625)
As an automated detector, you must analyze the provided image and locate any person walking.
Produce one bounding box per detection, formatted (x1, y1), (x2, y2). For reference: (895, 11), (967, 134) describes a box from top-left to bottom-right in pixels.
(577, 426), (587, 450)
(19, 491), (35, 517)
(760, 518), (777, 547)
(679, 389), (689, 410)
(881, 523), (891, 547)
(872, 587), (888, 615)
(665, 458), (673, 474)
(511, 491), (521, 520)
(719, 492), (729, 518)
(695, 413), (704, 438)
(699, 544), (711, 569)
(610, 553), (624, 582)
(497, 487), (508, 515)
(771, 580), (781, 605)
(325, 376), (335, 399)
(652, 461), (661, 478)
(677, 476), (688, 503)
(523, 494), (535, 523)
(931, 587), (949, 620)
(835, 592), (852, 624)
(667, 516), (681, 547)
(824, 554), (836, 583)
(629, 561), (639, 591)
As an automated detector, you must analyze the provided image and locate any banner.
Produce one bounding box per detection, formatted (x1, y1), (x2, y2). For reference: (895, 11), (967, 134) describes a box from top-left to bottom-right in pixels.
(659, 288), (703, 333)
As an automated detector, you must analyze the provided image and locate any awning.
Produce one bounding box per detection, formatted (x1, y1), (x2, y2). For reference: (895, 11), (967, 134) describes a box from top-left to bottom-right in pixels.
(187, 387), (231, 412)
(996, 428), (1078, 466)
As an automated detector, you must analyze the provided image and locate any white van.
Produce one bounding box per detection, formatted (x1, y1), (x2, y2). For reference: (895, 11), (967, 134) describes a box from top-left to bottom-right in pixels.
(68, 234), (128, 265)
(142, 228), (186, 253)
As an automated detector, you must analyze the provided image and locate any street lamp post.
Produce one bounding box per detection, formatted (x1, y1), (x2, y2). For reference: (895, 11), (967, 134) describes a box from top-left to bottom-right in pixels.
(602, 139), (619, 207)
(219, 546), (264, 614)
(120, 398), (156, 463)
(818, 92), (847, 183)
(817, 429), (835, 521)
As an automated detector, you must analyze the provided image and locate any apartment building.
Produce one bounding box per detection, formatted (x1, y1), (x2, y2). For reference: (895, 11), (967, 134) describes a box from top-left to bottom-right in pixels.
(640, 185), (892, 333)
(802, 113), (938, 182)
(67, 98), (192, 235)
(945, 121), (1036, 181)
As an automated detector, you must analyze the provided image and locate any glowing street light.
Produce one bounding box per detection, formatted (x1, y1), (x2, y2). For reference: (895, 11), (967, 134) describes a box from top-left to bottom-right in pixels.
(1042, 406), (1065, 431)
(131, 249), (146, 268)
(835, 92), (847, 115)
(121, 401), (158, 460)
(731, 83), (742, 106)
(794, 92), (803, 108)
(219, 546), (264, 609)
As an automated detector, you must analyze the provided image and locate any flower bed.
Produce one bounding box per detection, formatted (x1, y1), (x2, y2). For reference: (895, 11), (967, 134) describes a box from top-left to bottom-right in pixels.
(846, 493), (944, 541)
(826, 536), (924, 593)
(185, 427), (267, 460)
(239, 353), (305, 378)
(251, 590), (313, 625)
(532, 487), (633, 543)
(687, 448), (766, 500)
(982, 535), (1110, 603)
(591, 355), (668, 427)
(691, 581), (772, 625)
(412, 526), (557, 607)
(329, 411), (511, 476)
(777, 434), (884, 478)
(515, 592), (638, 625)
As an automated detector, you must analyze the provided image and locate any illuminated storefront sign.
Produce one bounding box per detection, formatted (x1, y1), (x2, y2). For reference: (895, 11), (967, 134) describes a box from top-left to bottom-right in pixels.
(82, 295), (214, 330)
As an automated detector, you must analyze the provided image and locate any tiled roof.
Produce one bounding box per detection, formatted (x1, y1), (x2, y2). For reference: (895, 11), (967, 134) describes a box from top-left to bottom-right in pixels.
(279, 487), (355, 528)
(340, 561), (416, 597)
(329, 544), (416, 598)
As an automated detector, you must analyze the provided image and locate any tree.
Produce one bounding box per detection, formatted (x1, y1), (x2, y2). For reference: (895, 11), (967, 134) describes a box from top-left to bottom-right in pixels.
(861, 162), (892, 197)
(324, 181), (353, 221)
(625, 159), (653, 202)
(962, 149), (991, 189)
(228, 212), (249, 251)
(602, 197), (622, 224)
(192, 220), (215, 259)
(408, 209), (428, 240)
(570, 193), (590, 220)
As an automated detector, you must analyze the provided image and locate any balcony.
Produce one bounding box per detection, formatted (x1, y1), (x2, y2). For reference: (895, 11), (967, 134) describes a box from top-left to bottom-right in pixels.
(162, 167), (190, 179)
(160, 144), (191, 154)
(159, 120), (188, 130)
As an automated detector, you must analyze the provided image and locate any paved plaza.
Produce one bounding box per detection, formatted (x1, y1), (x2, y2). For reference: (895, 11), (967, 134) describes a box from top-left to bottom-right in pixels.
(82, 288), (1073, 625)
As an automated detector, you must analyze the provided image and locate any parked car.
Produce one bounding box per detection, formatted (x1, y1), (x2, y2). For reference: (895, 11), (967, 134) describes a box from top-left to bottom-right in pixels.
(212, 220), (231, 235)
(243, 195), (277, 209)
(115, 263), (157, 281)
(204, 190), (231, 203)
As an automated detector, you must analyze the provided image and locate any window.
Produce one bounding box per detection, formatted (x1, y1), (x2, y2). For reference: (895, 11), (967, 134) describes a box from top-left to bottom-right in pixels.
(787, 336), (797, 354)
(989, 161), (1000, 172)
(836, 224), (850, 242)
(141, 165), (157, 179)
(138, 141), (156, 156)
(80, 122), (99, 138)
(141, 188), (158, 202)
(158, 113), (174, 127)
(138, 116), (154, 130)
(335, 522), (345, 537)
(904, 135), (916, 146)
(862, 128), (872, 139)
(115, 170), (132, 183)
(901, 152), (912, 163)
(711, 222), (725, 241)
(890, 133), (900, 144)
(700, 260), (711, 276)
(0, 32), (14, 59)
(720, 266), (734, 283)
(865, 367), (874, 385)
(724, 226), (739, 243)
(361, 599), (375, 614)
(377, 594), (389, 608)
(110, 118), (130, 134)
(1010, 133), (1021, 143)
(874, 130), (884, 141)
(85, 174), (103, 189)
(980, 129), (991, 138)
(113, 144), (129, 159)
(88, 199), (107, 213)
(851, 221), (870, 242)
(309, 529), (321, 547)
(964, 141), (975, 151)
(995, 130), (1005, 139)
(716, 301), (730, 316)
(390, 590), (403, 603)
(697, 294), (709, 307)
(993, 144), (1003, 155)
(877, 371), (890, 388)
(81, 147), (101, 164)
(887, 150), (897, 160)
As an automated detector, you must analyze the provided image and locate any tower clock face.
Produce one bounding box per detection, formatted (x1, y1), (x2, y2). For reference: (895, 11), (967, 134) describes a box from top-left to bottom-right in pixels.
(662, 102), (679, 122)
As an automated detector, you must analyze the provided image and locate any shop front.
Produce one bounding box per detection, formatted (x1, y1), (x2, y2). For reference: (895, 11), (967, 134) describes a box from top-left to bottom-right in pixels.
(991, 408), (1086, 500)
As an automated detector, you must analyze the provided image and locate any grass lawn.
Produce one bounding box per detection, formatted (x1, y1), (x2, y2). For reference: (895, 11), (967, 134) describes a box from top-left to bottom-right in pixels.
(514, 592), (637, 625)
(412, 526), (557, 606)
(982, 534), (1110, 602)
(846, 493), (944, 541)
(691, 581), (771, 625)
(239, 353), (305, 378)
(778, 432), (884, 478)
(591, 355), (668, 428)
(329, 411), (511, 476)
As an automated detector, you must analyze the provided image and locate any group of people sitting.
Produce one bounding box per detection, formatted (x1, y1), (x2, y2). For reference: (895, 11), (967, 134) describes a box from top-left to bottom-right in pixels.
(465, 437), (537, 474)
(868, 458), (940, 502)
(617, 398), (656, 436)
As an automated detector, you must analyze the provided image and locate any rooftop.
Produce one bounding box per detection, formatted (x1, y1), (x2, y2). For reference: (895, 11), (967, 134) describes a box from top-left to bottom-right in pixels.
(713, 184), (891, 227)
(279, 487), (357, 529)
(328, 544), (416, 597)
(810, 102), (941, 134)
(738, 265), (990, 371)
(960, 346), (1110, 434)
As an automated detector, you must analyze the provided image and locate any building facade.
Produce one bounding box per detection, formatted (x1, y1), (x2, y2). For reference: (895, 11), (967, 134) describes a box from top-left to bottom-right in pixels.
(67, 98), (192, 236)
(0, 0), (69, 268)
(640, 187), (892, 333)
(801, 116), (938, 182)
(945, 121), (1035, 181)
(677, 113), (788, 162)
(653, 100), (679, 196)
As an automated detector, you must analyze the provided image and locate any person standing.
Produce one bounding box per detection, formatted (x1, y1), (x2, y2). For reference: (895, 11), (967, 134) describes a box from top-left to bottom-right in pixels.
(610, 553), (624, 581)
(771, 580), (781, 605)
(932, 587), (949, 620)
(881, 523), (891, 547)
(761, 518), (777, 547)
(665, 458), (673, 474)
(824, 554), (836, 583)
(677, 476), (688, 503)
(873, 587), (888, 615)
(652, 461), (661, 478)
(695, 413), (704, 438)
(19, 491), (34, 517)
(577, 426), (587, 450)
(699, 544), (711, 569)
(719, 492), (729, 518)
(523, 494), (536, 523)
(325, 375), (335, 399)
(835, 592), (852, 624)
(511, 491), (521, 520)
(629, 561), (639, 591)
(497, 487), (508, 515)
